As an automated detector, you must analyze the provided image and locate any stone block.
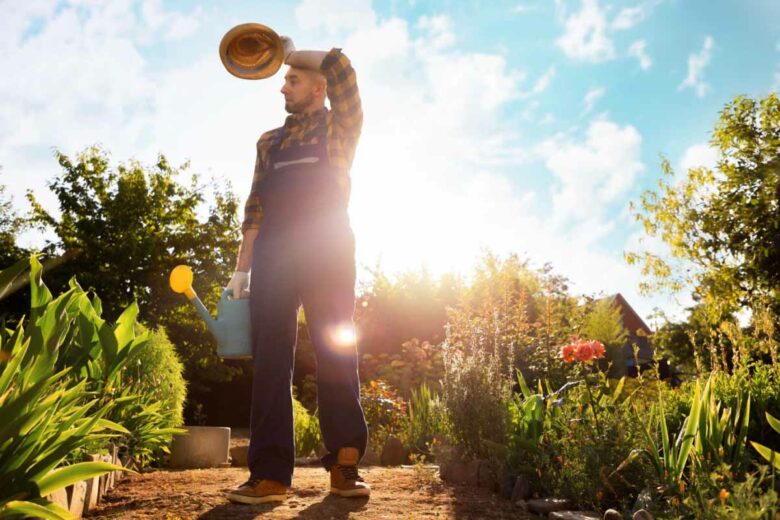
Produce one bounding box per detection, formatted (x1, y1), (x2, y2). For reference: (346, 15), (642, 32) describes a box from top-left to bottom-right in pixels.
(169, 426), (231, 469)
(83, 476), (100, 514)
(67, 480), (87, 518)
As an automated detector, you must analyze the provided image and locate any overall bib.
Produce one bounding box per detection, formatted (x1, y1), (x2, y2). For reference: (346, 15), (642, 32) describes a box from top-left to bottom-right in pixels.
(247, 122), (369, 486)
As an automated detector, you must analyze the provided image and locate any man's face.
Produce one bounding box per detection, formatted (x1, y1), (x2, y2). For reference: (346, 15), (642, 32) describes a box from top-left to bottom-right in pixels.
(280, 67), (322, 114)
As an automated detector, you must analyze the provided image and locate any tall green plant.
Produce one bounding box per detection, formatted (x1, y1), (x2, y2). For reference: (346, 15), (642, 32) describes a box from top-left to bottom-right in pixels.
(751, 412), (780, 470)
(0, 257), (131, 520)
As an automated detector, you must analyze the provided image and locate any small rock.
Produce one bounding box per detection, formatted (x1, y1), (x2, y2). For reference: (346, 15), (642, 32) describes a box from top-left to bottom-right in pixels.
(632, 510), (654, 520)
(549, 512), (600, 520)
(510, 475), (530, 502)
(380, 436), (406, 466)
(526, 498), (572, 514)
(603, 509), (624, 520)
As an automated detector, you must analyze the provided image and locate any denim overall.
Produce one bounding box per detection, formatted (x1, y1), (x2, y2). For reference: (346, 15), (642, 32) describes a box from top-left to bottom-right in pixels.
(247, 121), (368, 485)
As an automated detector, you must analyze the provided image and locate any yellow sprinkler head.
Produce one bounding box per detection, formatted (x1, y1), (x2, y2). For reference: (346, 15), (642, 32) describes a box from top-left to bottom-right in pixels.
(169, 265), (196, 299)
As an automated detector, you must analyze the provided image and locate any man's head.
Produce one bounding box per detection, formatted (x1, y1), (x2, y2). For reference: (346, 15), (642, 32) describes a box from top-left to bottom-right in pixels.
(281, 66), (327, 114)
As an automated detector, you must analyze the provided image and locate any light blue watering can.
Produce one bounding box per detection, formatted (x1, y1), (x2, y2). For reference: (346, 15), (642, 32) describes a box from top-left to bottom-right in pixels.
(169, 265), (252, 359)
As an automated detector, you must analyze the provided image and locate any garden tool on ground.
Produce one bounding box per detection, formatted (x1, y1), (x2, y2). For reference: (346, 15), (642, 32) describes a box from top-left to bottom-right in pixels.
(169, 265), (252, 359)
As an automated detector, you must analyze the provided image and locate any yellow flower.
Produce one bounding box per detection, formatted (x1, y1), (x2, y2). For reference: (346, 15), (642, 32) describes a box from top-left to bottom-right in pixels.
(719, 488), (729, 505)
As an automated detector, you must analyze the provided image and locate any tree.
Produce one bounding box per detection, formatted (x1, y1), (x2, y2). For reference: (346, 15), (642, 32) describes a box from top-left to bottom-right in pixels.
(0, 167), (25, 268)
(627, 92), (780, 364)
(25, 146), (242, 389)
(582, 297), (628, 372)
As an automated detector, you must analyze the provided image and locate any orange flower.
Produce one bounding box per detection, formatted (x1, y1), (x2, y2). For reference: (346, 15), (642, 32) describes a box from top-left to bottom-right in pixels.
(590, 340), (606, 359)
(574, 341), (595, 361)
(719, 488), (729, 505)
(561, 343), (576, 362)
(596, 491), (604, 502)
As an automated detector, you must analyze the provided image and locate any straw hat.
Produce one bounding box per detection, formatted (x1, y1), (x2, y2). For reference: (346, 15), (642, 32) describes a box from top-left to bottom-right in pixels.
(219, 22), (287, 80)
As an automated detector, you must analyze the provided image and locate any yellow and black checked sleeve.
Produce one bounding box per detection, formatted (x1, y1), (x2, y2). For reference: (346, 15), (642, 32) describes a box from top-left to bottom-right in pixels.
(321, 47), (363, 168)
(241, 129), (278, 233)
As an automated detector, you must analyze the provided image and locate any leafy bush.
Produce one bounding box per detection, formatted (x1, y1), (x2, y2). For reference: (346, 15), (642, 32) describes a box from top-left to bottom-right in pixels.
(359, 338), (444, 398)
(403, 382), (450, 457)
(131, 324), (187, 430)
(293, 397), (321, 457)
(441, 316), (513, 462)
(530, 376), (650, 512)
(0, 257), (131, 519)
(360, 379), (408, 455)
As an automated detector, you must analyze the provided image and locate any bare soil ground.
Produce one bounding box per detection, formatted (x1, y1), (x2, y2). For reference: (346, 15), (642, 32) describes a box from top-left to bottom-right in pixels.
(84, 465), (533, 519)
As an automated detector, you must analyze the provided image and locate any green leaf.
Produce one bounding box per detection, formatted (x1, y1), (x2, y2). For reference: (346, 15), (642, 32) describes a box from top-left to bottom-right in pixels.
(35, 461), (130, 496)
(0, 257), (30, 302)
(766, 412), (780, 435)
(1, 499), (74, 520)
(750, 441), (780, 471)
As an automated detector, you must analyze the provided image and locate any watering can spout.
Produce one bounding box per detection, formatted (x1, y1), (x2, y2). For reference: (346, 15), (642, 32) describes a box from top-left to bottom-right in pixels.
(169, 265), (252, 360)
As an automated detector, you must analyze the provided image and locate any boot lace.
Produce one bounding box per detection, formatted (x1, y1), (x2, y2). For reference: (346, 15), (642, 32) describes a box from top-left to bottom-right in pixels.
(338, 464), (364, 482)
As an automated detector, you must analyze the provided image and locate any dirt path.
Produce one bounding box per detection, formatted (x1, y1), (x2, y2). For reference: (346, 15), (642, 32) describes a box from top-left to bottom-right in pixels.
(84, 465), (533, 519)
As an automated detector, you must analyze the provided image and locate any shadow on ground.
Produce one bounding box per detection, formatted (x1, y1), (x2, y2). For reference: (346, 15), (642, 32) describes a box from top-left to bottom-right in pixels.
(199, 494), (369, 519)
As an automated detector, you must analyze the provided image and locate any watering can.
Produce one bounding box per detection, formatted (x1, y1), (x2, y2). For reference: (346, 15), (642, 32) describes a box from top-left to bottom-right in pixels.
(169, 265), (252, 360)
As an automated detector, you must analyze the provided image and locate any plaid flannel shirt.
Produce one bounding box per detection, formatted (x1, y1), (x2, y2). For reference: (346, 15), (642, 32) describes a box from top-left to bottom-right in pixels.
(241, 47), (363, 233)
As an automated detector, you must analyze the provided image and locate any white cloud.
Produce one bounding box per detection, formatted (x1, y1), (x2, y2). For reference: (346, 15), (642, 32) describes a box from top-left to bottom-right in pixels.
(141, 0), (201, 41)
(583, 86), (605, 114)
(679, 35), (714, 97)
(679, 143), (718, 173)
(611, 6), (646, 30)
(628, 39), (652, 70)
(538, 118), (644, 225)
(295, 0), (376, 34)
(556, 0), (615, 63)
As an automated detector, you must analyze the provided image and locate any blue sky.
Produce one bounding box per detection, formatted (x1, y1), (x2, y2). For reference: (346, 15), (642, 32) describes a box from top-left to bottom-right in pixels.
(1, 0), (778, 324)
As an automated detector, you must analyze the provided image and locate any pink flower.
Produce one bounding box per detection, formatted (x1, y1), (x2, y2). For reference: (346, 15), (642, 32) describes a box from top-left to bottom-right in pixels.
(560, 338), (606, 363)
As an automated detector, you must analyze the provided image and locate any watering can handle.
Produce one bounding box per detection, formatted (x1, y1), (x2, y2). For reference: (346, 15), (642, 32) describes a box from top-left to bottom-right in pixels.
(222, 287), (250, 300)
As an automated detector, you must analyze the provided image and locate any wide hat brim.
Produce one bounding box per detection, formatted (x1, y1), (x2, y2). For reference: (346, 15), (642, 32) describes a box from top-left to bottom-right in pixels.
(219, 23), (284, 80)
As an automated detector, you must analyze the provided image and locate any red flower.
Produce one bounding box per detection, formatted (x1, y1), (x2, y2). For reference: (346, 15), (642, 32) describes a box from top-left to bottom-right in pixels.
(561, 343), (576, 362)
(574, 341), (594, 361)
(560, 339), (606, 363)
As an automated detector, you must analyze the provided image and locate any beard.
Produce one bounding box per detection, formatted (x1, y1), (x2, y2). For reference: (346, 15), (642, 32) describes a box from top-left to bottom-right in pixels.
(284, 91), (316, 114)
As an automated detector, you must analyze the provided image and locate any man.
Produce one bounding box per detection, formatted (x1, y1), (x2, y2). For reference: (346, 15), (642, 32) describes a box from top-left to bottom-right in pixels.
(225, 44), (370, 504)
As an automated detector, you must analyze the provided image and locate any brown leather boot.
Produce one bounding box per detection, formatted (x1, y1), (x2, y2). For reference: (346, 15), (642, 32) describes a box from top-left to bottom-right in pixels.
(330, 447), (371, 497)
(226, 478), (289, 504)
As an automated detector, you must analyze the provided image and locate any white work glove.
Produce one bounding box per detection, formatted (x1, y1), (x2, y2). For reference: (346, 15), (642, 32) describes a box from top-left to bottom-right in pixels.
(280, 35), (296, 63)
(227, 271), (250, 299)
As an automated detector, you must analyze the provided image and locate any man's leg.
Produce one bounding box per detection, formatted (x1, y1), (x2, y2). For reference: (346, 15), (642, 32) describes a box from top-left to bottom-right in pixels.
(298, 225), (368, 472)
(246, 234), (300, 487)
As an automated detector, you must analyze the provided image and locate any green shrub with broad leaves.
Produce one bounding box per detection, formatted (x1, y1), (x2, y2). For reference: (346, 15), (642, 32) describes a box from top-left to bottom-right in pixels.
(0, 257), (134, 519)
(0, 255), (187, 518)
